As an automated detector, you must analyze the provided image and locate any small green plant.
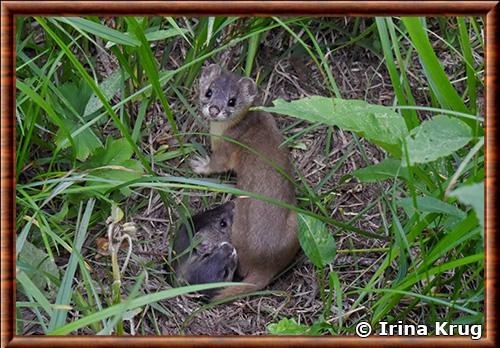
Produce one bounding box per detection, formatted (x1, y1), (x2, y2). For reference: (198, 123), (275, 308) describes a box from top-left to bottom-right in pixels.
(267, 213), (342, 335)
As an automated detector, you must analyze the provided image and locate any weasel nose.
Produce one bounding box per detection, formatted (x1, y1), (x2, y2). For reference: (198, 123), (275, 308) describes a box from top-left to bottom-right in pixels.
(219, 242), (235, 256)
(209, 106), (220, 117)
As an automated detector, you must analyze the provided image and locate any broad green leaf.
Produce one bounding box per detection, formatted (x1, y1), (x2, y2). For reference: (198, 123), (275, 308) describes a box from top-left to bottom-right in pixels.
(351, 158), (409, 182)
(18, 241), (60, 300)
(84, 70), (127, 116)
(55, 118), (101, 161)
(51, 201), (69, 223)
(257, 97), (408, 156)
(16, 269), (54, 318)
(54, 17), (140, 47)
(53, 80), (100, 160)
(267, 318), (312, 335)
(90, 160), (143, 179)
(59, 80), (92, 115)
(297, 213), (336, 268)
(83, 138), (144, 196)
(397, 196), (466, 219)
(268, 318), (329, 335)
(449, 182), (484, 232)
(404, 115), (472, 166)
(90, 163), (144, 196)
(84, 137), (134, 168)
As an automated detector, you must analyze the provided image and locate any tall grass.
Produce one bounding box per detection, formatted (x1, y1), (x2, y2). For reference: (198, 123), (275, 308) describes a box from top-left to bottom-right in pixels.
(15, 16), (484, 335)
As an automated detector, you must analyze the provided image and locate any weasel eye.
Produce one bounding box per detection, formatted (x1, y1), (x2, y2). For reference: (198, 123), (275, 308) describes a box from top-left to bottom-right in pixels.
(205, 89), (212, 98)
(201, 252), (210, 260)
(219, 219), (227, 228)
(227, 98), (236, 107)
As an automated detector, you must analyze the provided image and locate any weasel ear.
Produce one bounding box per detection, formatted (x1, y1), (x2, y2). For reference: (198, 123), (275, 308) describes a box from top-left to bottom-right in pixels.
(223, 200), (235, 211)
(238, 77), (257, 104)
(221, 201), (235, 224)
(199, 64), (221, 91)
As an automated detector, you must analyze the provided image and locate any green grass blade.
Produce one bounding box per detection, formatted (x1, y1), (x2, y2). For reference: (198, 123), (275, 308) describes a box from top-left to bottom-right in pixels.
(401, 17), (469, 114)
(54, 17), (140, 47)
(394, 105), (482, 122)
(372, 252), (484, 323)
(273, 17), (338, 97)
(351, 213), (438, 311)
(364, 288), (478, 316)
(457, 17), (477, 116)
(376, 17), (419, 129)
(16, 80), (76, 159)
(165, 17), (192, 46)
(125, 17), (182, 148)
(48, 282), (241, 335)
(301, 24), (342, 98)
(330, 272), (343, 329)
(445, 137), (484, 196)
(111, 174), (387, 240)
(16, 216), (33, 258)
(245, 26), (261, 77)
(99, 272), (146, 335)
(16, 269), (54, 318)
(48, 199), (95, 331)
(423, 215), (479, 268)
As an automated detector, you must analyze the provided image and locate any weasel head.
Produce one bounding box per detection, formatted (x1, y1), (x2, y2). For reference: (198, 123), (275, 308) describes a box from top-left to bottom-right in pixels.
(199, 64), (257, 122)
(179, 239), (238, 298)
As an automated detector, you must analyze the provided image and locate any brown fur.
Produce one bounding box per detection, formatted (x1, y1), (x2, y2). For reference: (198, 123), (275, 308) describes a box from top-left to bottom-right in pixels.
(191, 65), (299, 299)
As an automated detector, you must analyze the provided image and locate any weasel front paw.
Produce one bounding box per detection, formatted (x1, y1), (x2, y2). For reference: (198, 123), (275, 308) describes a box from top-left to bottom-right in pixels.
(189, 155), (211, 175)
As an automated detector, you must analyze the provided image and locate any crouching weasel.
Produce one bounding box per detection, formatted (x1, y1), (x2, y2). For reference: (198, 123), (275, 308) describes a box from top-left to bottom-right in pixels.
(190, 64), (299, 299)
(172, 202), (238, 298)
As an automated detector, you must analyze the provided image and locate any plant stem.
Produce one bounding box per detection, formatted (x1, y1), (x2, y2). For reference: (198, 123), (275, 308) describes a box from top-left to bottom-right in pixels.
(111, 250), (124, 335)
(317, 267), (329, 317)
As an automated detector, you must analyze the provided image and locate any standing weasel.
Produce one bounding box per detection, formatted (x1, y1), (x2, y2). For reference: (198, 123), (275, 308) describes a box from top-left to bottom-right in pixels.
(190, 64), (299, 299)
